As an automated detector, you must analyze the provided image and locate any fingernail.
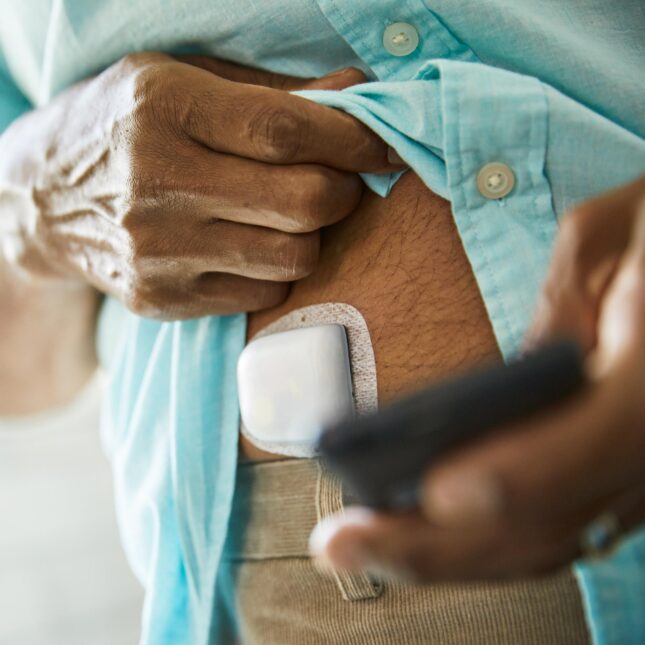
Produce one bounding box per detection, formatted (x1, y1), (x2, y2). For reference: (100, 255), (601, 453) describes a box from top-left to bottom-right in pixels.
(309, 508), (375, 571)
(422, 471), (503, 525)
(387, 147), (406, 166)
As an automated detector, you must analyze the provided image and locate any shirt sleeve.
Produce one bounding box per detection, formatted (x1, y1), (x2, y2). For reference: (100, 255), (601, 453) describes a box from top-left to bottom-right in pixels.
(0, 50), (31, 135)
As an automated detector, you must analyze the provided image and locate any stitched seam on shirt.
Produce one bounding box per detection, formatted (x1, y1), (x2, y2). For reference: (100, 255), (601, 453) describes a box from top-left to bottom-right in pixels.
(495, 80), (552, 343)
(473, 74), (553, 352)
(529, 87), (548, 246)
(417, 0), (480, 62)
(526, 81), (556, 289)
(510, 84), (540, 340)
(323, 0), (383, 77)
(536, 81), (558, 229)
(452, 74), (516, 353)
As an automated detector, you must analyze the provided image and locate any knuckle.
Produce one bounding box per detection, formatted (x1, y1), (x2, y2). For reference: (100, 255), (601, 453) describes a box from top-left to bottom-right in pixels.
(115, 81), (187, 172)
(126, 168), (165, 204)
(106, 52), (184, 137)
(118, 52), (166, 70)
(249, 281), (290, 310)
(123, 218), (173, 277)
(120, 197), (152, 233)
(124, 270), (179, 320)
(177, 79), (228, 141)
(197, 274), (289, 313)
(127, 55), (172, 99)
(125, 59), (189, 139)
(113, 53), (159, 90)
(247, 102), (305, 163)
(273, 231), (319, 279)
(294, 169), (337, 231)
(128, 235), (151, 271)
(286, 168), (360, 233)
(124, 279), (157, 317)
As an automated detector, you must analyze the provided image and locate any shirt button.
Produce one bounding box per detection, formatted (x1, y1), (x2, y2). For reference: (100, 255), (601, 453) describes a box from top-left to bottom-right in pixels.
(476, 162), (515, 199)
(383, 22), (419, 57)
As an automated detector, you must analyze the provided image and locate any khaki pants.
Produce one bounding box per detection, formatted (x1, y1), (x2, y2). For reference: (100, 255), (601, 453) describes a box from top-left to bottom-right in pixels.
(218, 459), (590, 645)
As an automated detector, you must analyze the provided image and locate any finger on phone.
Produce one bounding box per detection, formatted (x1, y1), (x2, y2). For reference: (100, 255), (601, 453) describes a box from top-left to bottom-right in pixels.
(420, 375), (636, 528)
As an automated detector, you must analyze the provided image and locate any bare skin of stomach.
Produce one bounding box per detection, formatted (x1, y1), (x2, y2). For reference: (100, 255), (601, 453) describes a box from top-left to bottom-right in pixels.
(241, 171), (500, 461)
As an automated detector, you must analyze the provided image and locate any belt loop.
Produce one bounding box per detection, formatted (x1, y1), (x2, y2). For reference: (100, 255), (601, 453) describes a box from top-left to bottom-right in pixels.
(315, 461), (383, 601)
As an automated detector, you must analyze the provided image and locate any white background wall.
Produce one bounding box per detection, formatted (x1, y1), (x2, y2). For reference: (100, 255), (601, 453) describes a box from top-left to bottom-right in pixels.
(0, 376), (143, 645)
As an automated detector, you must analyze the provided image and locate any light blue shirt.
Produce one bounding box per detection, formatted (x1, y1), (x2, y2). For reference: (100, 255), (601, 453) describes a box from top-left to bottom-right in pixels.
(1, 2), (644, 643)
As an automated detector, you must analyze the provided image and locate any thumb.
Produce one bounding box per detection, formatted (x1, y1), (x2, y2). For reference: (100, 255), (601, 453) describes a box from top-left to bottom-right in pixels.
(176, 55), (366, 91)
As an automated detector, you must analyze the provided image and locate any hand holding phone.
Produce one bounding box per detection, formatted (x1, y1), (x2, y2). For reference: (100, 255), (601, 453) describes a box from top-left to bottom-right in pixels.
(317, 339), (585, 510)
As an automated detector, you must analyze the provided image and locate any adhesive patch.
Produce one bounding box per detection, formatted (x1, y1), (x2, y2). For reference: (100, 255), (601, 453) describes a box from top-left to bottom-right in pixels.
(240, 303), (378, 458)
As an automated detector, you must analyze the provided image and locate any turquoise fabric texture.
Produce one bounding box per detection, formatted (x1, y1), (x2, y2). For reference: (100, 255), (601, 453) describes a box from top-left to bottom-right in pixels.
(0, 53), (30, 132)
(1, 1), (644, 643)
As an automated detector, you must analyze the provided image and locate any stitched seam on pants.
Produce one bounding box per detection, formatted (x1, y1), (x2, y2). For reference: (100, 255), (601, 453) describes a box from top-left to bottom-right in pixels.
(316, 461), (383, 601)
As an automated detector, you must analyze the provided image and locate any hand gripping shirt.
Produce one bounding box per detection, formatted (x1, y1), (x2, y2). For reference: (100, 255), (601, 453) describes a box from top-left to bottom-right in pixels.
(1, 2), (644, 643)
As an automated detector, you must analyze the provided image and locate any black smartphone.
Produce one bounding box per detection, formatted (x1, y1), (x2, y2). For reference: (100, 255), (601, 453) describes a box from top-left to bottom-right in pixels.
(316, 339), (585, 510)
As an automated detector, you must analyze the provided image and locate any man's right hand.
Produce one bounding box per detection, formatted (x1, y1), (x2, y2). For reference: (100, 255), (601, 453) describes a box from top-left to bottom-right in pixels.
(0, 53), (396, 319)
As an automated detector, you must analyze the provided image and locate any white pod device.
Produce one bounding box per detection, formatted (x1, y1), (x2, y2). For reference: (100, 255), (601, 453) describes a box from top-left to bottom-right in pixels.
(237, 324), (354, 452)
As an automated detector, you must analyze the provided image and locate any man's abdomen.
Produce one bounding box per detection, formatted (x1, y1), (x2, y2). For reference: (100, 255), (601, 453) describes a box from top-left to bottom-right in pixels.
(243, 172), (499, 460)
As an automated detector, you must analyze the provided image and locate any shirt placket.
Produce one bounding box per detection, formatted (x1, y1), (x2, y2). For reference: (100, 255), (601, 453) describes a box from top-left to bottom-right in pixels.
(315, 0), (478, 81)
